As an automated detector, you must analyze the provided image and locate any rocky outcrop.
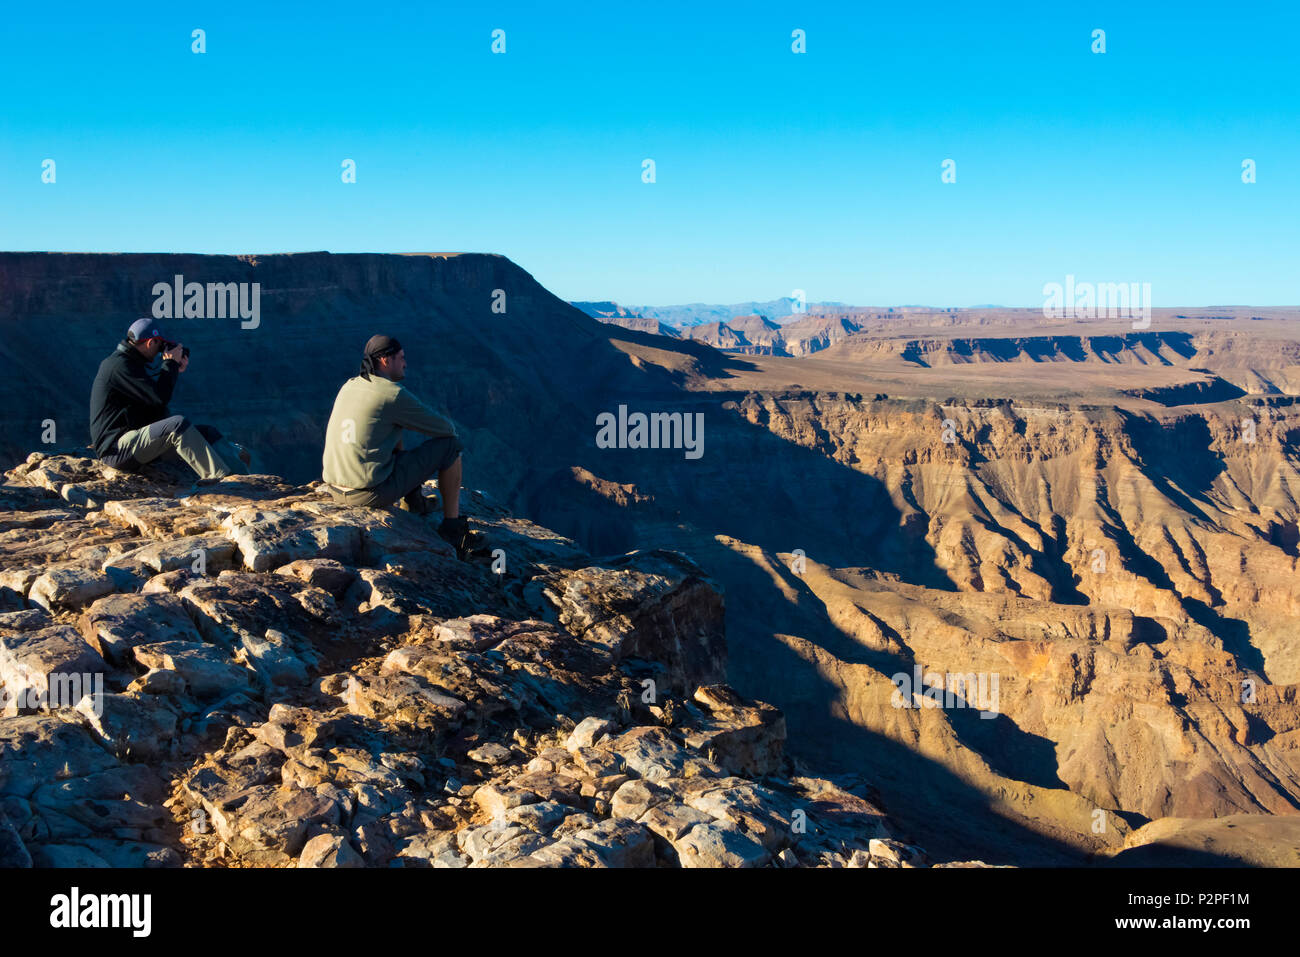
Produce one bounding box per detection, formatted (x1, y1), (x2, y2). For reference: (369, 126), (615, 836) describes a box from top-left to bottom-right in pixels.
(0, 453), (948, 868)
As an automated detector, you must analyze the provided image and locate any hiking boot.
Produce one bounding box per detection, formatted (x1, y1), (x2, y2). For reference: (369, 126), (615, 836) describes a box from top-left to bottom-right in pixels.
(437, 515), (488, 559)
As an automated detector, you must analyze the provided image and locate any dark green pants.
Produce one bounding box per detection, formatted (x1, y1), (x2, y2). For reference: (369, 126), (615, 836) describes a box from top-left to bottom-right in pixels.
(329, 435), (463, 509)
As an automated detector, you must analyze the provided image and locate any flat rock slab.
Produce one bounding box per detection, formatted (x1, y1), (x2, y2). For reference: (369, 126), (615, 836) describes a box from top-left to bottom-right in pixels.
(1, 513), (138, 568)
(222, 506), (363, 572)
(346, 560), (494, 622)
(105, 497), (220, 538)
(477, 516), (588, 569)
(177, 575), (334, 649)
(79, 593), (203, 665)
(113, 535), (239, 575)
(424, 614), (517, 652)
(0, 626), (108, 715)
(28, 565), (117, 612)
(181, 476), (319, 509)
(17, 456), (104, 494)
(75, 692), (178, 761)
(0, 715), (120, 798)
(60, 475), (166, 508)
(320, 506), (455, 565)
(0, 508), (81, 532)
(132, 641), (251, 699)
(468, 743), (512, 765)
(0, 608), (52, 632)
(787, 777), (890, 846)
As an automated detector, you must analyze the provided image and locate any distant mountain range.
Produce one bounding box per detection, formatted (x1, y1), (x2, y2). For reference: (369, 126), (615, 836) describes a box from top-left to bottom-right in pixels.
(572, 298), (851, 329)
(572, 300), (967, 356)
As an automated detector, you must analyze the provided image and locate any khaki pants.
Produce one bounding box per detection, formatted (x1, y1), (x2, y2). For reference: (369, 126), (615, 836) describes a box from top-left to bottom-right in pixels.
(330, 435), (463, 509)
(108, 415), (239, 480)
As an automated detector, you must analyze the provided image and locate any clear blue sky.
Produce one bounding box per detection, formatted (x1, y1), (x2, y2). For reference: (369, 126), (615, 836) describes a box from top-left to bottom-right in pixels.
(2, 1), (1296, 306)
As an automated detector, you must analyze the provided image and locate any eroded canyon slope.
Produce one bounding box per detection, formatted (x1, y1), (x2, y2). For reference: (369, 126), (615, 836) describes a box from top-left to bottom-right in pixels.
(3, 252), (1298, 866)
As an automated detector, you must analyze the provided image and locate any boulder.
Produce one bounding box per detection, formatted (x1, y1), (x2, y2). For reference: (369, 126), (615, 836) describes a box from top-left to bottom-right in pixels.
(28, 566), (116, 612)
(683, 684), (786, 776)
(298, 832), (366, 868)
(0, 626), (108, 715)
(112, 535), (239, 575)
(275, 558), (356, 596)
(221, 506), (363, 572)
(209, 784), (346, 865)
(571, 817), (657, 867)
(341, 674), (467, 731)
(239, 629), (311, 687)
(0, 716), (120, 798)
(75, 691), (178, 761)
(673, 819), (772, 868)
(79, 592), (203, 665)
(131, 641), (251, 699)
(611, 726), (693, 781)
(526, 550), (727, 691)
(565, 716), (615, 752)
(685, 782), (792, 852)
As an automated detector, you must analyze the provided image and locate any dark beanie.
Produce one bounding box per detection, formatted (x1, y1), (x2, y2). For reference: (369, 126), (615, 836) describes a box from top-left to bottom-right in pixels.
(360, 335), (402, 379)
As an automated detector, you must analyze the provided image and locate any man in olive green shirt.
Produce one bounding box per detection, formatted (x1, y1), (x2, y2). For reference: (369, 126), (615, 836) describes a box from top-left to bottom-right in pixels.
(322, 335), (485, 557)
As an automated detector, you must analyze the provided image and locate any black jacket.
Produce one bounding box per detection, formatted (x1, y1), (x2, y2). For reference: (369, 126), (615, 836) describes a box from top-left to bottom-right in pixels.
(88, 341), (181, 456)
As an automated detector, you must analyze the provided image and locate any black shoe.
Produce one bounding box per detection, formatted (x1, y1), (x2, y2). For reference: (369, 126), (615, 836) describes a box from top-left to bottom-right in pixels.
(437, 515), (488, 559)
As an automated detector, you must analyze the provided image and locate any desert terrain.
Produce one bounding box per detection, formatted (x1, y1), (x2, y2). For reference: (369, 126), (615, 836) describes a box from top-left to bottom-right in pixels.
(2, 252), (1297, 867)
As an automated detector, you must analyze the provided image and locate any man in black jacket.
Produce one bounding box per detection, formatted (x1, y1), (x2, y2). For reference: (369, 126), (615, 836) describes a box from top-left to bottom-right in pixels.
(89, 318), (249, 480)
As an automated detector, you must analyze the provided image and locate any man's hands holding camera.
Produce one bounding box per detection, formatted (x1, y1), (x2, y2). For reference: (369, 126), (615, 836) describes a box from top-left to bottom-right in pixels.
(163, 343), (190, 373)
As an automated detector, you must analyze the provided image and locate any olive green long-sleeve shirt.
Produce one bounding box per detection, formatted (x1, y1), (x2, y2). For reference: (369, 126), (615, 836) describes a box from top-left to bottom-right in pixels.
(322, 375), (458, 491)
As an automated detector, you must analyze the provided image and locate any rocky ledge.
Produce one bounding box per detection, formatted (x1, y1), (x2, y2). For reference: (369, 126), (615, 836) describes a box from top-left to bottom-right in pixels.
(0, 452), (966, 868)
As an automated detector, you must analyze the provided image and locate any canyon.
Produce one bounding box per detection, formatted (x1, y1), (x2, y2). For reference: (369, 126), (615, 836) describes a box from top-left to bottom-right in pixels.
(2, 251), (1298, 867)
